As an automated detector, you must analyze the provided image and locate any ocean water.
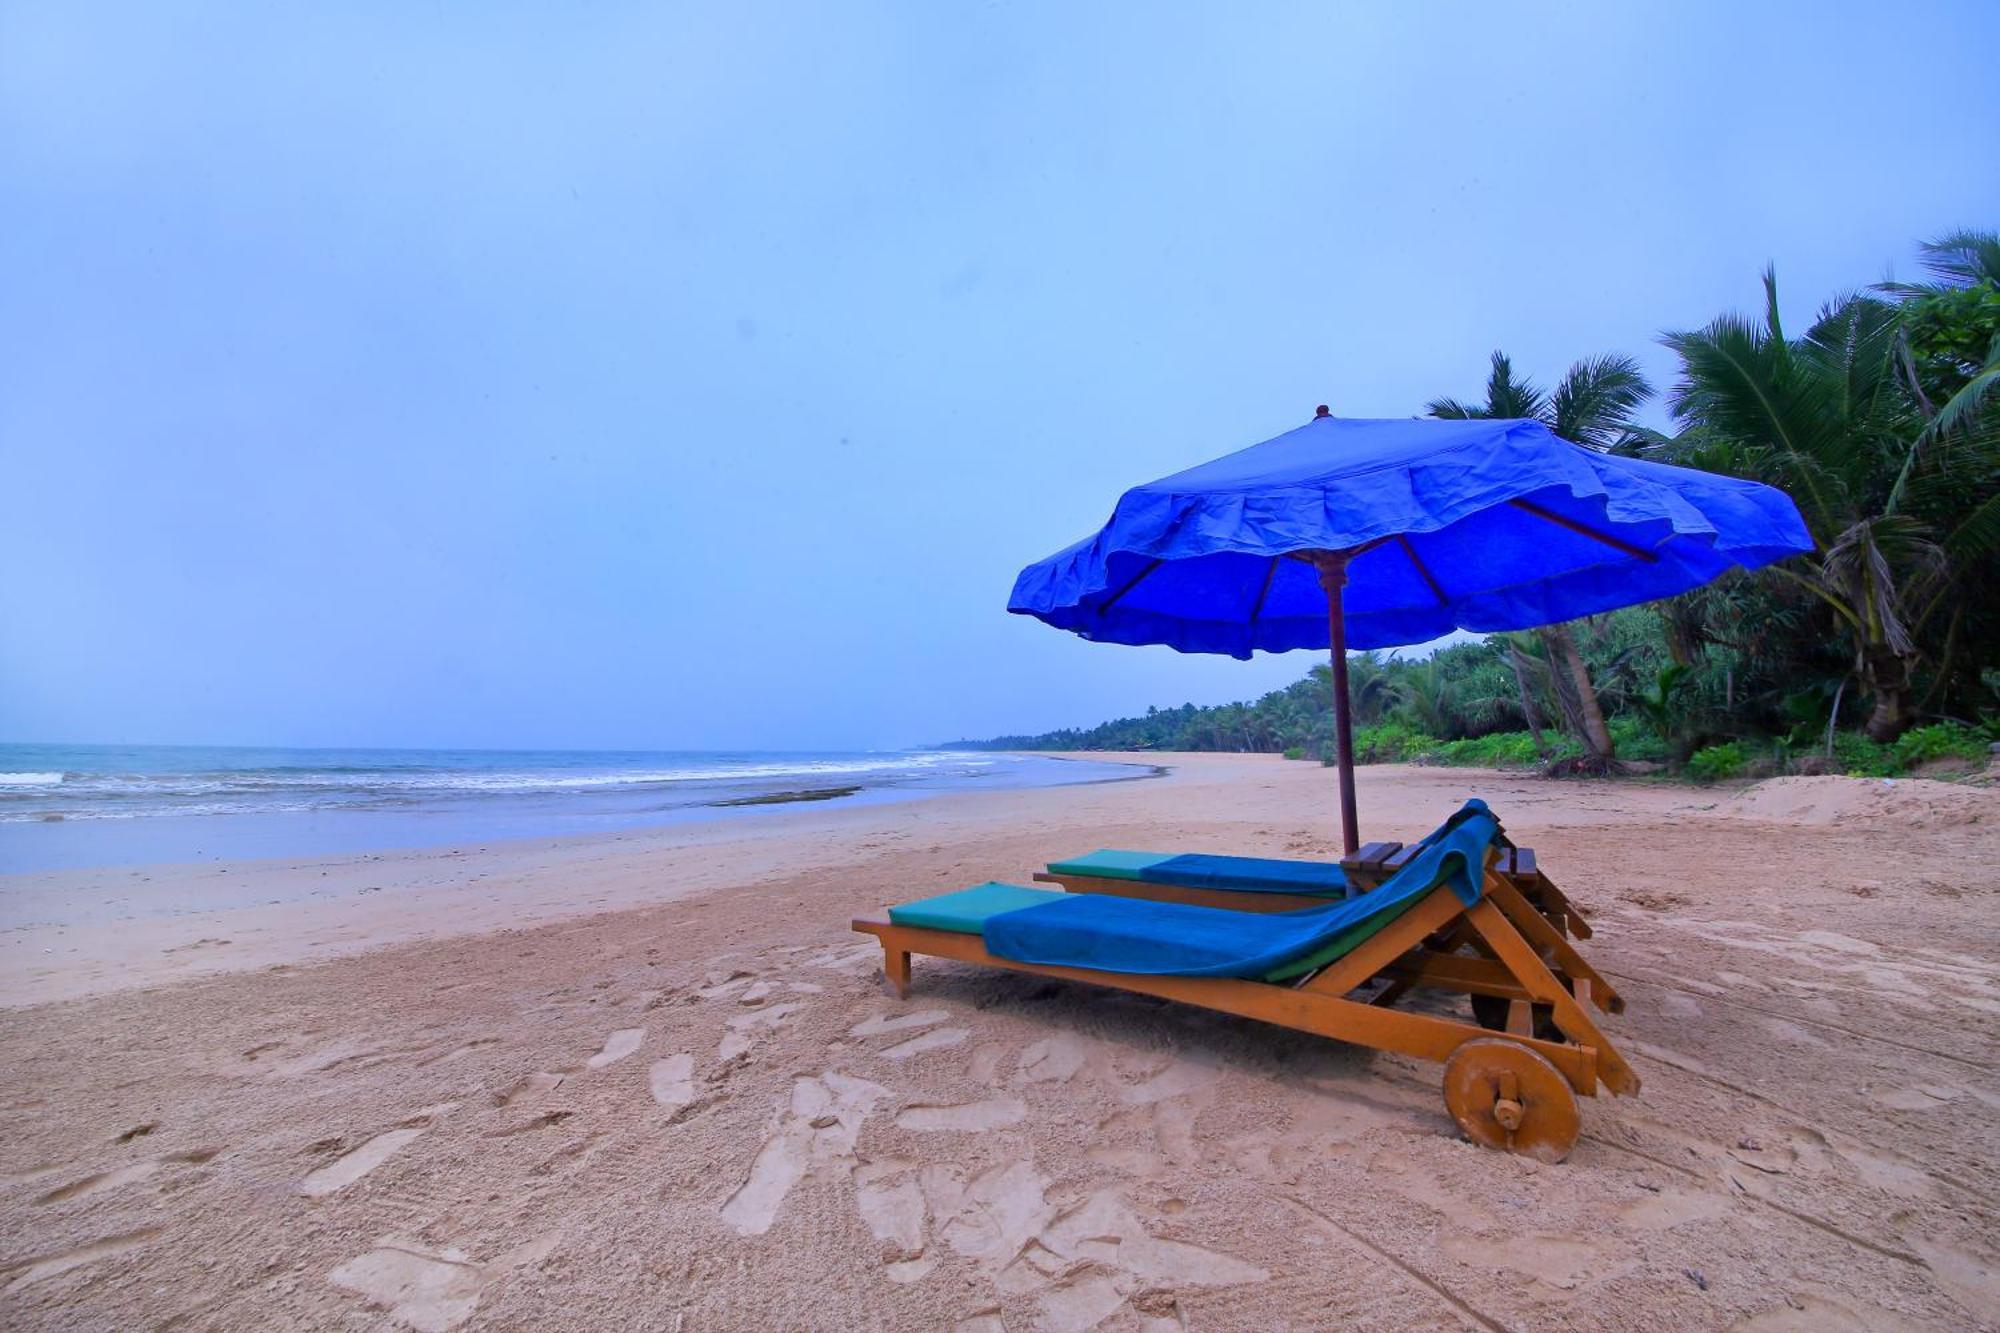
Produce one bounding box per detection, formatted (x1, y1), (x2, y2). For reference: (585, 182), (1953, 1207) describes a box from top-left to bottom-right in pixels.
(0, 743), (1149, 873)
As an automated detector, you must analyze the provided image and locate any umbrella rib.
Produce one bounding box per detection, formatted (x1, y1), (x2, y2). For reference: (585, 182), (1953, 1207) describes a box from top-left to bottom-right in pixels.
(1246, 558), (1281, 623)
(1097, 558), (1164, 612)
(1507, 499), (1661, 563)
(1396, 534), (1449, 606)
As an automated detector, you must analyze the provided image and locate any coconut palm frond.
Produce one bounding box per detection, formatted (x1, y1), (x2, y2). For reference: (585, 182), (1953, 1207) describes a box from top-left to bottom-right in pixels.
(1917, 229), (2000, 288)
(1424, 396), (1484, 420)
(1481, 351), (1547, 422)
(1549, 353), (1654, 450)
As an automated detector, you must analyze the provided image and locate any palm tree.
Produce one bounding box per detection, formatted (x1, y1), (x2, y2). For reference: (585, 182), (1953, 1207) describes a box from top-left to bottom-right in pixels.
(1658, 269), (1981, 740)
(1331, 653), (1405, 727)
(1427, 351), (1656, 763)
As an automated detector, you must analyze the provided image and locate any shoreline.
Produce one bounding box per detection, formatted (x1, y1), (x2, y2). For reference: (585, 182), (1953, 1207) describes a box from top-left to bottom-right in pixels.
(2, 755), (1989, 1012)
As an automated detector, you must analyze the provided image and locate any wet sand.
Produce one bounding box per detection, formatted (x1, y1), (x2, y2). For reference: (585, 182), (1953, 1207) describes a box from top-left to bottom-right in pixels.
(1, 756), (1995, 1330)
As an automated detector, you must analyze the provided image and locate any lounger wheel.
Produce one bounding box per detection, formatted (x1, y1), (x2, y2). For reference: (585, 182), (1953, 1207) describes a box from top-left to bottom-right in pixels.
(1442, 1037), (1580, 1163)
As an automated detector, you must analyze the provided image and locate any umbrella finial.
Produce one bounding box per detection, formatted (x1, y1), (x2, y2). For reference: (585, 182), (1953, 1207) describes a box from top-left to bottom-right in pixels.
(1314, 404), (1332, 419)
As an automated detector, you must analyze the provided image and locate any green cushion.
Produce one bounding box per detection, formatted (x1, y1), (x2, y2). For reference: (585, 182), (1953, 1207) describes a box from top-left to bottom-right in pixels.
(888, 882), (1066, 934)
(1044, 849), (1174, 880)
(1260, 901), (1409, 982)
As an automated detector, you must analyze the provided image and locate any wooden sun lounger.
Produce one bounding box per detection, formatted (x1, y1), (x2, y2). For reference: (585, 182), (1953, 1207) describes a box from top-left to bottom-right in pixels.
(853, 855), (1639, 1162)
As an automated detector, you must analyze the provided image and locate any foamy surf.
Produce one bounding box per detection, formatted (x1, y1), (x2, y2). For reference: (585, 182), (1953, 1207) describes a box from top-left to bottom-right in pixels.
(0, 745), (1140, 842)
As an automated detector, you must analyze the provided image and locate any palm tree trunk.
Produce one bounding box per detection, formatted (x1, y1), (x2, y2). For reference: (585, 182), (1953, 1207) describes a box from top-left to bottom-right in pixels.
(1861, 645), (1913, 742)
(1505, 640), (1549, 753)
(1542, 622), (1617, 761)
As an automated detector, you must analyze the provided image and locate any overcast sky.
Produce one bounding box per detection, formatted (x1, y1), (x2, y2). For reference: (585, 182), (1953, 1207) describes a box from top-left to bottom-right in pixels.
(4, 2), (1997, 751)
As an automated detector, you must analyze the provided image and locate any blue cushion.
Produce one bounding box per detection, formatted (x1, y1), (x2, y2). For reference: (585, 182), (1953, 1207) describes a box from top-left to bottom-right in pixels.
(1146, 853), (1348, 894)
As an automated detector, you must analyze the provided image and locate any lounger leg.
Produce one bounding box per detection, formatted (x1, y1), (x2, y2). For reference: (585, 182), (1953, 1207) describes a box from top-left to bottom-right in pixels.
(1534, 873), (1592, 939)
(1485, 880), (1622, 1014)
(1463, 896), (1639, 1096)
(882, 946), (911, 999)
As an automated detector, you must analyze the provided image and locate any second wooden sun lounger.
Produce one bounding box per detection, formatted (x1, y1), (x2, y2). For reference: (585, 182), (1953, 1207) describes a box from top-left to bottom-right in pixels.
(1038, 826), (1593, 938)
(853, 802), (1638, 1161)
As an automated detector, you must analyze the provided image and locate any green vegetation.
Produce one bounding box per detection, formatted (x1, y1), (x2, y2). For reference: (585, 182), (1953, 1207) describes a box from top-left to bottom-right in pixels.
(1685, 743), (1747, 783)
(949, 230), (2000, 782)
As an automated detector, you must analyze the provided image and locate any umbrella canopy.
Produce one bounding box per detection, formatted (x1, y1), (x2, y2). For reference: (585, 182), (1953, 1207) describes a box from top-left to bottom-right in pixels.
(1010, 409), (1813, 852)
(1010, 411), (1811, 657)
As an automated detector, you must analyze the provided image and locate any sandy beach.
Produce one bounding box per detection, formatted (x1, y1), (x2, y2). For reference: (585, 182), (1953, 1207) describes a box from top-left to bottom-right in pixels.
(1, 755), (1996, 1330)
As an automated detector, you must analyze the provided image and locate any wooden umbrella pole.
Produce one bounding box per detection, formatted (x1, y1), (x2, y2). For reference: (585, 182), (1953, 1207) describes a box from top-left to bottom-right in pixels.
(1316, 552), (1361, 855)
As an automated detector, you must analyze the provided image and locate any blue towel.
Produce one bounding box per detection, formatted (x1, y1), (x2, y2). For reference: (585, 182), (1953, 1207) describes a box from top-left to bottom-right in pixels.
(1124, 798), (1495, 896)
(1145, 853), (1348, 894)
(985, 804), (1499, 978)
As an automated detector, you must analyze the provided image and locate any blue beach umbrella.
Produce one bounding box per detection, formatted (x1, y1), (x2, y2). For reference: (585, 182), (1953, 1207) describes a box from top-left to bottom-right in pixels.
(1010, 408), (1813, 853)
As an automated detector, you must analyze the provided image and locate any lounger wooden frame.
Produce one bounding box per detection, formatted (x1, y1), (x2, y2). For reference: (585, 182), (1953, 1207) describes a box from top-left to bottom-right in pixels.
(854, 859), (1637, 1158)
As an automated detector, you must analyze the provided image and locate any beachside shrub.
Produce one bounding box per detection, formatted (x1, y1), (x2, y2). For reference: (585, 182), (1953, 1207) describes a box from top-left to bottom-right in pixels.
(1892, 722), (1987, 767)
(1685, 742), (1746, 782)
(1428, 731), (1545, 768)
(1348, 722), (1441, 763)
(1607, 717), (1668, 762)
(1827, 731), (1903, 777)
(1282, 746), (1306, 761)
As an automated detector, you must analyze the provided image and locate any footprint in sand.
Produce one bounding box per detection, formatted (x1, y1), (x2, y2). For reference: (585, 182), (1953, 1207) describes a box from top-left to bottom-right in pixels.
(801, 941), (882, 972)
(852, 1010), (950, 1038)
(863, 1161), (1264, 1320)
(328, 1232), (564, 1332)
(415, 1037), (500, 1068)
(1034, 1271), (1129, 1330)
(34, 1149), (218, 1206)
(720, 1071), (891, 1236)
(966, 1043), (1009, 1085)
(5, 1227), (167, 1290)
(37, 1160), (162, 1205)
(1015, 1032), (1095, 1085)
(649, 1054), (698, 1112)
(1873, 1084), (1961, 1112)
(954, 1312), (1006, 1333)
(1120, 1055), (1221, 1106)
(1732, 1291), (1930, 1332)
(1440, 1232), (1632, 1293)
(496, 1071), (567, 1107)
(718, 1002), (805, 1061)
(1617, 1187), (1731, 1231)
(1036, 1188), (1268, 1289)
(878, 1028), (970, 1061)
(1089, 1100), (1204, 1178)
(697, 970), (755, 1000)
(330, 1243), (484, 1332)
(488, 1110), (576, 1138)
(894, 1098), (1026, 1132)
(301, 1129), (428, 1198)
(585, 1028), (644, 1069)
(855, 1159), (929, 1278)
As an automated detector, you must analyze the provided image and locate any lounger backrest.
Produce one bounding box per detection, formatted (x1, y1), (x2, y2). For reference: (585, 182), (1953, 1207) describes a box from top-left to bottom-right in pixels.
(1260, 805), (1502, 982)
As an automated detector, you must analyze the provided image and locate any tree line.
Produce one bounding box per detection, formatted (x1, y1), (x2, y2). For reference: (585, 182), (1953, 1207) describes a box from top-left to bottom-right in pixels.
(950, 230), (2000, 779)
